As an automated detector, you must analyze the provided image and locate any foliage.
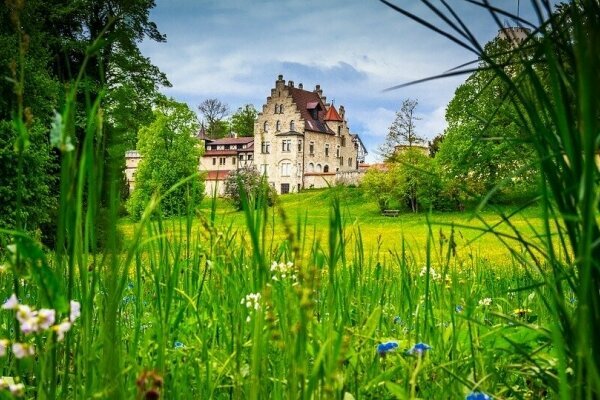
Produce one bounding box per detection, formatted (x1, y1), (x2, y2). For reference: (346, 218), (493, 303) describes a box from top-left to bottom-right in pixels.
(391, 148), (441, 212)
(230, 104), (257, 137)
(428, 133), (444, 157)
(198, 98), (229, 138)
(360, 167), (397, 211)
(127, 99), (204, 219)
(379, 98), (424, 159)
(436, 38), (539, 201)
(223, 166), (276, 210)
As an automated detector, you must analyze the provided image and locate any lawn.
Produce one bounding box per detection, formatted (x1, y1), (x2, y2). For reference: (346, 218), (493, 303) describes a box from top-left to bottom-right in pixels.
(120, 186), (547, 268)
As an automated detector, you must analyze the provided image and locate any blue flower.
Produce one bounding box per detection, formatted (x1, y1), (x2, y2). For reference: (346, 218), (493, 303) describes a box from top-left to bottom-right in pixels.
(174, 341), (184, 349)
(466, 391), (491, 400)
(455, 305), (464, 313)
(377, 341), (399, 356)
(407, 342), (431, 355)
(393, 316), (402, 325)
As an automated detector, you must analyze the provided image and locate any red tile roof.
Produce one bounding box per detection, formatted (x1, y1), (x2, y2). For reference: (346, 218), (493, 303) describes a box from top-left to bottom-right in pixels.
(207, 137), (254, 145)
(205, 170), (231, 181)
(287, 86), (333, 134)
(324, 105), (343, 122)
(203, 150), (238, 156)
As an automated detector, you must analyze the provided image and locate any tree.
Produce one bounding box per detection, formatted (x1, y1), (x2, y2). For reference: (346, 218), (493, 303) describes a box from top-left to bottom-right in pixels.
(436, 38), (538, 202)
(360, 167), (397, 212)
(230, 104), (257, 137)
(224, 166), (276, 211)
(428, 133), (445, 157)
(127, 99), (204, 219)
(380, 98), (424, 158)
(391, 148), (441, 213)
(198, 98), (229, 138)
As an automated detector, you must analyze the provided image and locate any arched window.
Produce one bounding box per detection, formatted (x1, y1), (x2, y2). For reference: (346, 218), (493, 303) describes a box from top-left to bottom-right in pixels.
(276, 120), (281, 131)
(274, 104), (279, 114)
(280, 105), (284, 113)
(316, 164), (322, 173)
(263, 121), (268, 132)
(290, 120), (295, 131)
(324, 165), (329, 173)
(308, 163), (314, 172)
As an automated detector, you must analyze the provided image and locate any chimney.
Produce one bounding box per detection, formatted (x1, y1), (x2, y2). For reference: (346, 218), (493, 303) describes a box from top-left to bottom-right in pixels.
(298, 83), (303, 89)
(321, 96), (326, 104)
(339, 105), (345, 118)
(288, 80), (294, 88)
(277, 74), (284, 81)
(314, 84), (323, 97)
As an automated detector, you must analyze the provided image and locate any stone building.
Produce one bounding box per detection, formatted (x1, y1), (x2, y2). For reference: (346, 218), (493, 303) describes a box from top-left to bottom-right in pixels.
(254, 75), (363, 194)
(125, 150), (142, 191)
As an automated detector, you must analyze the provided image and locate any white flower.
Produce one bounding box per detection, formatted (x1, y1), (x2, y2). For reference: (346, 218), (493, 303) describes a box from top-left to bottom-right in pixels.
(270, 261), (296, 281)
(419, 266), (441, 281)
(2, 294), (18, 310)
(478, 297), (493, 306)
(12, 343), (35, 359)
(16, 305), (39, 334)
(52, 320), (72, 342)
(0, 339), (9, 357)
(38, 309), (56, 330)
(9, 382), (25, 397)
(242, 293), (261, 311)
(70, 300), (81, 322)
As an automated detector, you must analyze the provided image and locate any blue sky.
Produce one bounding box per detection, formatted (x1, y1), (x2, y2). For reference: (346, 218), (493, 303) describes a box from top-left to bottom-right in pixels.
(140, 0), (547, 162)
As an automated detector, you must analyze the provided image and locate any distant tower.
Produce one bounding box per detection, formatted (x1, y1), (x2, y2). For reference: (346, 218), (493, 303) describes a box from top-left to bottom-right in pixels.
(497, 0), (530, 43)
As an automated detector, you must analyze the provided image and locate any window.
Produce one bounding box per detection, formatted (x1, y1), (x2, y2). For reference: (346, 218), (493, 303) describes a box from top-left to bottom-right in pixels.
(212, 158), (216, 165)
(336, 145), (340, 158)
(274, 104), (279, 114)
(316, 164), (322, 173)
(276, 120), (281, 131)
(261, 141), (270, 154)
(239, 154), (245, 161)
(280, 105), (284, 113)
(248, 154), (253, 161)
(232, 157), (236, 165)
(297, 163), (302, 177)
(219, 157), (226, 166)
(298, 139), (302, 152)
(260, 164), (268, 175)
(324, 165), (329, 173)
(263, 121), (268, 132)
(309, 141), (314, 155)
(281, 183), (290, 194)
(342, 136), (346, 147)
(280, 162), (291, 177)
(308, 163), (314, 173)
(338, 126), (341, 136)
(290, 120), (295, 131)
(340, 157), (343, 166)
(348, 158), (353, 167)
(281, 139), (291, 152)
(325, 144), (330, 157)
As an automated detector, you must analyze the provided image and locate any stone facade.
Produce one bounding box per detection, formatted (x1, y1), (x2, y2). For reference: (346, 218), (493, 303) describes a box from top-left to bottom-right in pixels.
(125, 150), (141, 192)
(254, 75), (365, 194)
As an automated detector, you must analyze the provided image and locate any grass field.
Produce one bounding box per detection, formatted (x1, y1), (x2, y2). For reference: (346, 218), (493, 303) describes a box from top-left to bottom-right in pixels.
(120, 187), (547, 268)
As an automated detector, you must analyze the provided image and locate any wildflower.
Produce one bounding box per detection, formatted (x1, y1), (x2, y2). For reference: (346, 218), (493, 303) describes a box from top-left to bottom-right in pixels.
(478, 298), (492, 306)
(52, 320), (72, 341)
(241, 293), (261, 311)
(16, 305), (39, 334)
(513, 308), (532, 318)
(419, 266), (440, 281)
(466, 391), (491, 400)
(9, 383), (25, 397)
(407, 342), (431, 356)
(2, 294), (18, 309)
(455, 305), (464, 313)
(270, 261), (296, 281)
(38, 309), (56, 330)
(393, 316), (402, 325)
(70, 300), (81, 322)
(12, 343), (34, 359)
(377, 341), (398, 357)
(0, 339), (9, 357)
(174, 341), (184, 349)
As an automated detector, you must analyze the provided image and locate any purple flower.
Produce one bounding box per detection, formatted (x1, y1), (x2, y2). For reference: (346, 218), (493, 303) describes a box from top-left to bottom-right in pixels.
(407, 342), (431, 355)
(377, 341), (398, 356)
(466, 391), (491, 400)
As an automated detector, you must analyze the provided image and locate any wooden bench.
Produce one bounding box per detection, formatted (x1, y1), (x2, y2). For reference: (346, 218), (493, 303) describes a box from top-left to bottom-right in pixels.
(382, 209), (400, 217)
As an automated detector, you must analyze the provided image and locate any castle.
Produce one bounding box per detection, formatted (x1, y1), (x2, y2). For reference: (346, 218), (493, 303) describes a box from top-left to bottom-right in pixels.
(126, 75), (367, 196)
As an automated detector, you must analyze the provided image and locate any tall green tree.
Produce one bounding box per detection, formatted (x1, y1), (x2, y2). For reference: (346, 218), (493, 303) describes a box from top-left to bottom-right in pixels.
(379, 98), (424, 159)
(230, 104), (257, 137)
(127, 99), (204, 220)
(436, 38), (538, 201)
(198, 98), (229, 138)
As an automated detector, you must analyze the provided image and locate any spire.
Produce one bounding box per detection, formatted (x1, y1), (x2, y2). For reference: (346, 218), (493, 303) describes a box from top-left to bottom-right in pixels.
(324, 104), (343, 122)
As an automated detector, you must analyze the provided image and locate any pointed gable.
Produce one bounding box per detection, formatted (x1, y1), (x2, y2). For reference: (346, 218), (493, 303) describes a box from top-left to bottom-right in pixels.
(324, 105), (343, 122)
